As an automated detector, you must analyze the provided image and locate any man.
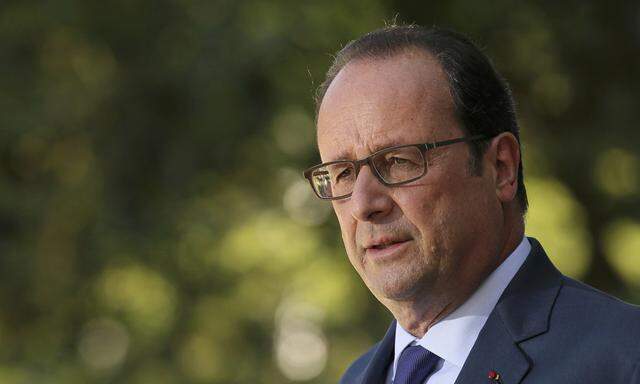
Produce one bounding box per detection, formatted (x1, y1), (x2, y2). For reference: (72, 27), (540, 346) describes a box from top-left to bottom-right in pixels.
(303, 25), (640, 383)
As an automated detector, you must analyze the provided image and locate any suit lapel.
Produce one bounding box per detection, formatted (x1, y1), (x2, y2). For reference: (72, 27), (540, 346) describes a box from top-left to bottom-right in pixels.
(358, 321), (396, 384)
(453, 309), (531, 384)
(454, 238), (563, 384)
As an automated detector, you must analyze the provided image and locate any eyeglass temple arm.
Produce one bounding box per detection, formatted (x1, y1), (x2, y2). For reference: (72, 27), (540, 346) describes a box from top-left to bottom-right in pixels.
(424, 134), (488, 150)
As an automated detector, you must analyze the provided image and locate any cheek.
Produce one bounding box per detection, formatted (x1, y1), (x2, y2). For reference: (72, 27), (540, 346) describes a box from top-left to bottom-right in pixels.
(332, 203), (357, 246)
(394, 181), (466, 247)
(394, 187), (440, 231)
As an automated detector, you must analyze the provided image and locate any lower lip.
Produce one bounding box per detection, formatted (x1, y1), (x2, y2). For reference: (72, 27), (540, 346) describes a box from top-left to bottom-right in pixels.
(365, 240), (411, 262)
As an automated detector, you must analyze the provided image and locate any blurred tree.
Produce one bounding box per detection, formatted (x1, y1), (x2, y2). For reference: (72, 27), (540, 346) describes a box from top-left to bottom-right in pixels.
(0, 1), (638, 383)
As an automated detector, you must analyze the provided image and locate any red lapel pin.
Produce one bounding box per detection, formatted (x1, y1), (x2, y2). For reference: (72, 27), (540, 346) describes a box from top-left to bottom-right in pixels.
(488, 370), (503, 383)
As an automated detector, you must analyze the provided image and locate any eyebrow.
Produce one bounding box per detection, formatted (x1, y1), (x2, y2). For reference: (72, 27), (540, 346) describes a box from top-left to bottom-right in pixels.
(328, 138), (420, 162)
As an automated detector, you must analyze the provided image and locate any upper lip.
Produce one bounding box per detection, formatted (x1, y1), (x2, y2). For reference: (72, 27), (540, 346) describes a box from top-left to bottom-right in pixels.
(363, 237), (411, 249)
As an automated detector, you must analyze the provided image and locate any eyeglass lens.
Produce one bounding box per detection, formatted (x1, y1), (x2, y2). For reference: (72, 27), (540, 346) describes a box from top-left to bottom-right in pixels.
(310, 146), (425, 199)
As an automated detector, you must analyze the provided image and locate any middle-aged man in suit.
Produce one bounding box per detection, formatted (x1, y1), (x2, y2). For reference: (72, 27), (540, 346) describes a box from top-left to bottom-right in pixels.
(303, 25), (640, 383)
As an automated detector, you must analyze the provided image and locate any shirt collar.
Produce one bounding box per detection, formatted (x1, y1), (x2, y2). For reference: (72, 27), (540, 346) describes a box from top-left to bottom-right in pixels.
(392, 237), (531, 372)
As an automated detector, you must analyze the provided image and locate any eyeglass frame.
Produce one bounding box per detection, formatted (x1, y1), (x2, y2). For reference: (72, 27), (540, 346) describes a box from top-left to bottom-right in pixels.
(303, 134), (491, 200)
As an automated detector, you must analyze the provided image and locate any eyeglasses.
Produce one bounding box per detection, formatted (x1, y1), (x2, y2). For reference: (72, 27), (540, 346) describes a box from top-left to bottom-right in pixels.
(303, 135), (489, 200)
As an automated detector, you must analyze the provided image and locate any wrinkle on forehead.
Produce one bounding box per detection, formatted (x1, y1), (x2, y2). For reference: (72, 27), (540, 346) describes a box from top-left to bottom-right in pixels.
(317, 49), (458, 162)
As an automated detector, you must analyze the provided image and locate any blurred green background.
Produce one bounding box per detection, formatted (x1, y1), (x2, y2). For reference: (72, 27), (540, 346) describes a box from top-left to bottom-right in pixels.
(1, 1), (639, 383)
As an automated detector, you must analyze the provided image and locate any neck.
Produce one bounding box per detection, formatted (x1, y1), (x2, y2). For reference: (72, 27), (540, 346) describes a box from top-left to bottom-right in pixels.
(386, 292), (464, 338)
(386, 216), (525, 338)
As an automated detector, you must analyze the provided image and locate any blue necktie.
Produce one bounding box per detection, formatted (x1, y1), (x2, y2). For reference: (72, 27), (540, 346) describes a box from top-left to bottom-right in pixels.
(394, 345), (441, 384)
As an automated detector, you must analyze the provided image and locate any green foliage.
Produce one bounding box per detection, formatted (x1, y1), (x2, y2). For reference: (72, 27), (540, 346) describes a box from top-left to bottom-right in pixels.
(0, 1), (638, 383)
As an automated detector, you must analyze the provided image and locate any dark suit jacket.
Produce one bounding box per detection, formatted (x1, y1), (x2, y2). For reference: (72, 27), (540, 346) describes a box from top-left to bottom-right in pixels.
(340, 238), (640, 383)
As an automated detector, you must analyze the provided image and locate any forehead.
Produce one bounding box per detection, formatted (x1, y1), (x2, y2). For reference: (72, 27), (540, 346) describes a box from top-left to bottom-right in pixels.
(317, 49), (458, 162)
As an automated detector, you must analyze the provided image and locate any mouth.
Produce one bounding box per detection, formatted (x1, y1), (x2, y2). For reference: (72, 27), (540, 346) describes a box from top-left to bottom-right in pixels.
(369, 241), (406, 250)
(365, 237), (411, 249)
(363, 238), (412, 261)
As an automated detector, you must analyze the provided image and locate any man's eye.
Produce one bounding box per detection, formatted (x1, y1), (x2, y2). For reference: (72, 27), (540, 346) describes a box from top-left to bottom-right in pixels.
(390, 157), (408, 164)
(335, 168), (352, 181)
(387, 156), (415, 166)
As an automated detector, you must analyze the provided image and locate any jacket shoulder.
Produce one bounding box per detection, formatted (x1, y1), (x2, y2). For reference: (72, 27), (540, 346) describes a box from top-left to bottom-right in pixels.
(560, 275), (640, 316)
(554, 275), (640, 351)
(339, 342), (382, 384)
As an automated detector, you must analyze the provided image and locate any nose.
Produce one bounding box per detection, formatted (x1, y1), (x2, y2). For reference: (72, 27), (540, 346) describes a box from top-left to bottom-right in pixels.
(349, 164), (394, 222)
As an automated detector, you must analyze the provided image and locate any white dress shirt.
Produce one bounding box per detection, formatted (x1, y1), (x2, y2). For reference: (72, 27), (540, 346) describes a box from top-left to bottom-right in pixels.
(386, 237), (531, 384)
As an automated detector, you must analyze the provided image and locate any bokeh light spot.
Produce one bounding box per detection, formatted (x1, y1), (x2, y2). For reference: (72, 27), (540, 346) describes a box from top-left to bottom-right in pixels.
(219, 213), (320, 273)
(271, 107), (315, 156)
(603, 219), (640, 287)
(96, 265), (177, 341)
(178, 333), (225, 382)
(78, 318), (129, 372)
(594, 148), (639, 198)
(289, 258), (365, 324)
(283, 179), (332, 226)
(275, 299), (328, 381)
(526, 177), (591, 278)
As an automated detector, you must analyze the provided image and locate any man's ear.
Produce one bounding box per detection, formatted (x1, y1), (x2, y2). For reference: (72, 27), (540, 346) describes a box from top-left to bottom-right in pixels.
(490, 132), (520, 204)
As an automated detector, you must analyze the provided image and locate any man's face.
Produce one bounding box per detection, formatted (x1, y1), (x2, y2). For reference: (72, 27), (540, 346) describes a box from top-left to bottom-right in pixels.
(316, 50), (503, 304)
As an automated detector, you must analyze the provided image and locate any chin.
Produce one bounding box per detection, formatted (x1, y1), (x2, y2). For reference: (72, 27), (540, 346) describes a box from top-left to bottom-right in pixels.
(370, 270), (430, 302)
